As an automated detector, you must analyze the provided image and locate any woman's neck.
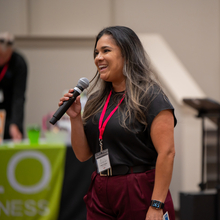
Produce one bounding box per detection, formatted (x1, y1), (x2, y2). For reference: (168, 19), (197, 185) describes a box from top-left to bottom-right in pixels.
(112, 81), (126, 93)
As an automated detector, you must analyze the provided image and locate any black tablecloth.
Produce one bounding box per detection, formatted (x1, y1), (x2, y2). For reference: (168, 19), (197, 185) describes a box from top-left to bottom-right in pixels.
(58, 146), (95, 220)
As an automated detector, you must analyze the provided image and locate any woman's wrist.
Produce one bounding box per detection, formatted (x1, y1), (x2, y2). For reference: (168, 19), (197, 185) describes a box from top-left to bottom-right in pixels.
(70, 114), (82, 123)
(150, 200), (164, 210)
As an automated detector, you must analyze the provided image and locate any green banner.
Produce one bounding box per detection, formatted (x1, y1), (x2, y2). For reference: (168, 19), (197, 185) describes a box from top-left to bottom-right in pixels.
(0, 144), (66, 220)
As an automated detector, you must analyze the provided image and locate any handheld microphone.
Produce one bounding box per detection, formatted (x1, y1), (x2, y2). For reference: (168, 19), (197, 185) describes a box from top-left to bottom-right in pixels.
(49, 77), (89, 125)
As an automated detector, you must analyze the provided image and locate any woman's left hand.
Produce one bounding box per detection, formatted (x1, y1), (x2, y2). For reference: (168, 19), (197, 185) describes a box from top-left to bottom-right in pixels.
(145, 206), (163, 220)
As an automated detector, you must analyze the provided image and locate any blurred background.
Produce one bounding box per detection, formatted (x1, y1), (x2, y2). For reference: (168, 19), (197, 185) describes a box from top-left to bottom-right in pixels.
(0, 0), (219, 219)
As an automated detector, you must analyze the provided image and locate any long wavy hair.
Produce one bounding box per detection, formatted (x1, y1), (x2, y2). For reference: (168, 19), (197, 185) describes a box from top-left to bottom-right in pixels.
(83, 26), (161, 131)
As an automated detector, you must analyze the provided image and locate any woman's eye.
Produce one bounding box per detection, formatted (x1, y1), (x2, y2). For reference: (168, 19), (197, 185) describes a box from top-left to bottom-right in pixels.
(104, 49), (110, 53)
(94, 51), (99, 57)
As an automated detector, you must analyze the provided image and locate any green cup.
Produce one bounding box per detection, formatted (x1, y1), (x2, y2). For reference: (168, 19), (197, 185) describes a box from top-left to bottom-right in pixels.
(27, 126), (41, 145)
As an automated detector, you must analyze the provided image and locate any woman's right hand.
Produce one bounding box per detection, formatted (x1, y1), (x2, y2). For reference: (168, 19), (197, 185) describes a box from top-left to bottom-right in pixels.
(59, 88), (81, 119)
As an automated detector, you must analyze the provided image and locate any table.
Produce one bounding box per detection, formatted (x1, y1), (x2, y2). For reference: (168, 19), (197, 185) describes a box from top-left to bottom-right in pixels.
(0, 141), (95, 220)
(58, 145), (95, 220)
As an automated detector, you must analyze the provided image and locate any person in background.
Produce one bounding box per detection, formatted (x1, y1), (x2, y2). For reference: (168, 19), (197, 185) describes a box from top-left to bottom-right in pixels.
(59, 26), (177, 220)
(0, 32), (28, 141)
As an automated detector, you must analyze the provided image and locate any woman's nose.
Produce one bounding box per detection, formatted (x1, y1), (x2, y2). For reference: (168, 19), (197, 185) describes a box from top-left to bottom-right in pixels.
(95, 52), (104, 60)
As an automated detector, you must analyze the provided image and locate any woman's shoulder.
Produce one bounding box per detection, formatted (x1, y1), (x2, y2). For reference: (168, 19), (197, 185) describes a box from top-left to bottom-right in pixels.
(140, 82), (164, 103)
(141, 82), (174, 111)
(147, 82), (163, 95)
(143, 82), (177, 126)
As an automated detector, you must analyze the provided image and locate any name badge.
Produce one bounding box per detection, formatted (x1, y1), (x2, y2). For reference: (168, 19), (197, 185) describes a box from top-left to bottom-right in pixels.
(95, 149), (111, 173)
(163, 212), (170, 220)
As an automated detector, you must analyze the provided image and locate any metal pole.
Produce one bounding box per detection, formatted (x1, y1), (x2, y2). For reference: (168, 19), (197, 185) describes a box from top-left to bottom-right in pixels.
(199, 116), (206, 191)
(217, 117), (220, 220)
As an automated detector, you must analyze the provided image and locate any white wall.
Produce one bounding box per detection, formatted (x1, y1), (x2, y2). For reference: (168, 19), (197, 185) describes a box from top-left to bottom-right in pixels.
(15, 38), (96, 127)
(0, 0), (28, 34)
(29, 0), (112, 36)
(0, 0), (220, 210)
(113, 0), (220, 101)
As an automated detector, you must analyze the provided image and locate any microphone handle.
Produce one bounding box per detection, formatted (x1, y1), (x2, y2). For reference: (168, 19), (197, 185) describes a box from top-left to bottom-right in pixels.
(49, 90), (80, 125)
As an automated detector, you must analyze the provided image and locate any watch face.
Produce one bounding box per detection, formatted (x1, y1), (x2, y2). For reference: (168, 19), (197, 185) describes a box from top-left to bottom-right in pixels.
(151, 200), (163, 209)
(154, 201), (161, 208)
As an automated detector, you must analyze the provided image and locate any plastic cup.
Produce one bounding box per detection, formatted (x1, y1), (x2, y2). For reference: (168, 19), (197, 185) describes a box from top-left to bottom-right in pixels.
(27, 126), (41, 145)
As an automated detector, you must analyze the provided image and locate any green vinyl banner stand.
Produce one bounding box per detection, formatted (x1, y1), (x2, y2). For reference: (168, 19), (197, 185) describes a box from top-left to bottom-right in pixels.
(0, 143), (66, 220)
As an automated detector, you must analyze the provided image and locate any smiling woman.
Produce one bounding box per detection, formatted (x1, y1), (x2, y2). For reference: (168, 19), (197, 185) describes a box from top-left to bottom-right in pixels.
(58, 26), (177, 220)
(94, 35), (125, 91)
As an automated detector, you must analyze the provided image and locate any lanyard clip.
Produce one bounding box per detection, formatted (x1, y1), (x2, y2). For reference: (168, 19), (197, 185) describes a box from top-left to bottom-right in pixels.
(99, 139), (103, 151)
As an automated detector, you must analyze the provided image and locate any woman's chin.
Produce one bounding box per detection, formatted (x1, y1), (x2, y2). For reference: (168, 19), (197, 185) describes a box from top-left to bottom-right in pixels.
(99, 74), (109, 81)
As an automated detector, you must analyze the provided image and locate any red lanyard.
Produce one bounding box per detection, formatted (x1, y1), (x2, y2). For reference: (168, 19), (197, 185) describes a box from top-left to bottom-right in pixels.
(99, 90), (125, 140)
(0, 64), (8, 82)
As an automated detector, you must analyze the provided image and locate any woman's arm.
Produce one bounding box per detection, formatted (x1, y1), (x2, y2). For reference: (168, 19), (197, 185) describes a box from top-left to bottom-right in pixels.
(146, 109), (175, 220)
(59, 89), (93, 162)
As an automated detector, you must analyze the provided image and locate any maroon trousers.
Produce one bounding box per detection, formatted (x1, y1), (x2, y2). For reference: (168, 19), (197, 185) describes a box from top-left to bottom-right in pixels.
(83, 169), (175, 220)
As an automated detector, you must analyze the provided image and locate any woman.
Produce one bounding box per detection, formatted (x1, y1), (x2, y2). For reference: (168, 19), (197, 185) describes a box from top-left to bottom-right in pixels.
(59, 26), (177, 220)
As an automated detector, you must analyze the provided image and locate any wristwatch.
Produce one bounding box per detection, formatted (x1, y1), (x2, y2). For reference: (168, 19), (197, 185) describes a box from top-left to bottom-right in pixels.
(150, 200), (164, 209)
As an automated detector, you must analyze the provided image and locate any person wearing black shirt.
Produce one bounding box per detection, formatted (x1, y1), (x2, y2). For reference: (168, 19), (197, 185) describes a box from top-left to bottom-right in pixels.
(0, 32), (28, 140)
(59, 26), (177, 220)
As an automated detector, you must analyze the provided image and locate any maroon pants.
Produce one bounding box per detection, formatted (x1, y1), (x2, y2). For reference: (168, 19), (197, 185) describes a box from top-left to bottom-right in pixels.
(83, 169), (175, 220)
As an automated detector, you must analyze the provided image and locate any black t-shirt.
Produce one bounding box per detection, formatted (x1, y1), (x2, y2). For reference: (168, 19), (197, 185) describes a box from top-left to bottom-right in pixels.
(84, 88), (177, 167)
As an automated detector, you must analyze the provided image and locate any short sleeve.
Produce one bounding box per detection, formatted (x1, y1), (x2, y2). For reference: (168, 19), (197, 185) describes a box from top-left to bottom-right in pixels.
(146, 88), (177, 128)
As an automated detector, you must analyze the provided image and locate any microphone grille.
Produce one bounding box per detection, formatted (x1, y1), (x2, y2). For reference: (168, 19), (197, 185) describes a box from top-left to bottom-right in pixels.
(78, 77), (89, 89)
